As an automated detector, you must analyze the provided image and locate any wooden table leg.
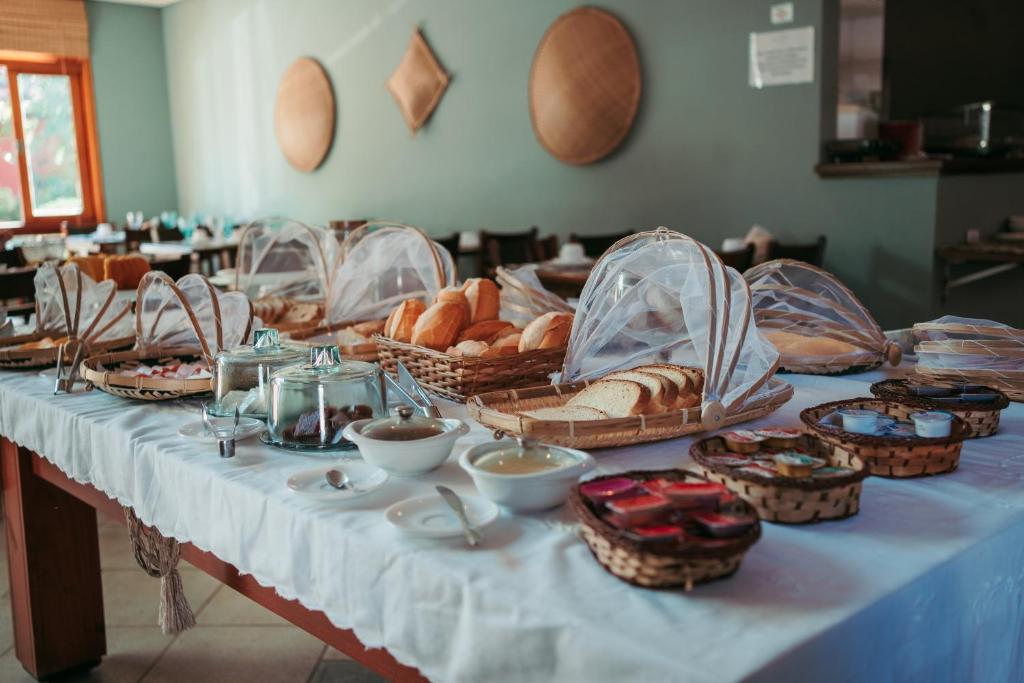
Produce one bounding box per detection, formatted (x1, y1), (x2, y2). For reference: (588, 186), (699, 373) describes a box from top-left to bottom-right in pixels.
(1, 438), (106, 679)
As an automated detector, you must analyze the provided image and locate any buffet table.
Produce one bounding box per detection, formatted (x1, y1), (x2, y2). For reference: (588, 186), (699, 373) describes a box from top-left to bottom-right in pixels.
(2, 365), (1023, 682)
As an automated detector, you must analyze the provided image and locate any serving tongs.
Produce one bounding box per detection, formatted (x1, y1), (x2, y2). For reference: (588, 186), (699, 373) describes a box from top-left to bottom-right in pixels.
(54, 338), (88, 395)
(396, 360), (442, 418)
(203, 403), (240, 458)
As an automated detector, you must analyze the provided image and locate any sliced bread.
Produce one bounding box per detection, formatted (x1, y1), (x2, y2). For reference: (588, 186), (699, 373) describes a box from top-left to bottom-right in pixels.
(520, 405), (608, 421)
(567, 379), (651, 417)
(603, 370), (678, 413)
(638, 364), (702, 408)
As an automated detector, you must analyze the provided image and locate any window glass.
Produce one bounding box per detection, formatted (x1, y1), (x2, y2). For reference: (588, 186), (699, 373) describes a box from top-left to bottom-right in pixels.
(0, 66), (24, 224)
(17, 72), (83, 217)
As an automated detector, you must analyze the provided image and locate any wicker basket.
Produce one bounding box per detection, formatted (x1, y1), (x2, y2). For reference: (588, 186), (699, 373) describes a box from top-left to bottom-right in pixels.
(467, 377), (793, 449)
(913, 366), (1024, 402)
(375, 335), (566, 402)
(81, 348), (213, 400)
(571, 469), (761, 590)
(870, 378), (1009, 438)
(287, 320), (378, 362)
(690, 433), (868, 523)
(0, 333), (134, 370)
(800, 398), (967, 478)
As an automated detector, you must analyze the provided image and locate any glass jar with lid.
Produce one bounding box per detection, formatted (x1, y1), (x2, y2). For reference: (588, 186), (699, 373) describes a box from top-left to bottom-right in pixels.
(209, 328), (307, 418)
(266, 345), (385, 450)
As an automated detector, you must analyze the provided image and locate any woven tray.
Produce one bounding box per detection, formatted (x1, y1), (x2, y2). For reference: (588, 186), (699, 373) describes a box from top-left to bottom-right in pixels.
(914, 366), (1024, 402)
(0, 333), (135, 370)
(374, 335), (566, 402)
(468, 377), (793, 449)
(571, 469), (761, 590)
(690, 432), (868, 523)
(287, 320), (378, 362)
(800, 398), (967, 478)
(870, 378), (1009, 438)
(81, 348), (213, 401)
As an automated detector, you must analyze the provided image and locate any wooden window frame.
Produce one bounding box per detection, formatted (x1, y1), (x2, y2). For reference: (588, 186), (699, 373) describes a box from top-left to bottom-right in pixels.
(0, 51), (104, 234)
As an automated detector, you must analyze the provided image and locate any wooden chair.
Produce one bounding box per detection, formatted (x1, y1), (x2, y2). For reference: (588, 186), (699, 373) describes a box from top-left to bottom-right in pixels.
(124, 228), (151, 253)
(149, 255), (191, 280)
(766, 236), (827, 266)
(0, 247), (26, 269)
(435, 233), (461, 258)
(0, 266), (38, 320)
(479, 227), (542, 275)
(569, 230), (633, 258)
(715, 243), (755, 272)
(538, 235), (559, 261)
(154, 227), (185, 243)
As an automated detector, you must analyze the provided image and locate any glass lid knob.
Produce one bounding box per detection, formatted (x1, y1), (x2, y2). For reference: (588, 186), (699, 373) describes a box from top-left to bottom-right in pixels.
(253, 328), (280, 349)
(310, 344), (342, 367)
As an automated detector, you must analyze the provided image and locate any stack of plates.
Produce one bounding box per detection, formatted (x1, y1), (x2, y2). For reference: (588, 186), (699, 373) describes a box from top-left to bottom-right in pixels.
(913, 317), (1024, 400)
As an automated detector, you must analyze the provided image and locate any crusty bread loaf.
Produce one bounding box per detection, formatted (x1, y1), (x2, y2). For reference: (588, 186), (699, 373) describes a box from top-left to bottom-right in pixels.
(492, 332), (521, 349)
(463, 278), (500, 323)
(435, 287), (471, 321)
(253, 296), (288, 324)
(69, 255), (105, 282)
(385, 299), (426, 342)
(518, 312), (573, 352)
(567, 379), (650, 417)
(457, 319), (515, 344)
(411, 301), (467, 351)
(521, 405), (609, 421)
(764, 330), (860, 357)
(103, 255), (151, 290)
(446, 340), (490, 357)
(604, 370), (678, 412)
(352, 319), (386, 336)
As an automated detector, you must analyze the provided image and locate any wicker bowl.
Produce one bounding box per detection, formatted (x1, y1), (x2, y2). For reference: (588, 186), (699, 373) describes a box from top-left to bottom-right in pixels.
(467, 377), (793, 449)
(690, 432), (869, 523)
(870, 379), (1009, 438)
(81, 348), (213, 401)
(374, 335), (566, 402)
(914, 366), (1024, 402)
(571, 469), (761, 590)
(800, 398), (967, 478)
(0, 333), (135, 370)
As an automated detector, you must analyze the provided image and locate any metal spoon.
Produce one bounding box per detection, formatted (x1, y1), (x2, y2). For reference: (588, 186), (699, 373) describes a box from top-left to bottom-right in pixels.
(325, 468), (363, 493)
(436, 485), (482, 547)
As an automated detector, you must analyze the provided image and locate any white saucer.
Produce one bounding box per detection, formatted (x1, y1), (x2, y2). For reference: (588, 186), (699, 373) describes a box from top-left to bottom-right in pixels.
(286, 462), (389, 502)
(178, 418), (265, 443)
(385, 494), (499, 539)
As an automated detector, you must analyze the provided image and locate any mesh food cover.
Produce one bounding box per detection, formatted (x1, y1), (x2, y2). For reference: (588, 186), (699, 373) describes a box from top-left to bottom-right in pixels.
(33, 263), (133, 342)
(135, 272), (254, 361)
(234, 218), (333, 300)
(562, 228), (782, 419)
(495, 264), (573, 327)
(913, 316), (1024, 372)
(744, 259), (900, 373)
(324, 222), (455, 323)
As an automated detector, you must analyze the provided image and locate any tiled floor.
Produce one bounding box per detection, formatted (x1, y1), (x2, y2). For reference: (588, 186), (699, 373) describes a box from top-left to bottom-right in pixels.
(0, 513), (387, 683)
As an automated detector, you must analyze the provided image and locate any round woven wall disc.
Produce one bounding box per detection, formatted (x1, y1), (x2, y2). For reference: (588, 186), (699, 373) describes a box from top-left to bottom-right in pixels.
(529, 6), (642, 165)
(274, 57), (335, 173)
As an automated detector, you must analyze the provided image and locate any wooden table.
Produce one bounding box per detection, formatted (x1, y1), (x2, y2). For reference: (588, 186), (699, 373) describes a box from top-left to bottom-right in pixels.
(936, 240), (1024, 301)
(0, 439), (426, 681)
(534, 265), (591, 299)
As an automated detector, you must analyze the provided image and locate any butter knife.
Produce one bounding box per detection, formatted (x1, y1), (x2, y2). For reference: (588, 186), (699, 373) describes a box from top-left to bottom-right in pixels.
(397, 360), (441, 418)
(436, 485), (481, 547)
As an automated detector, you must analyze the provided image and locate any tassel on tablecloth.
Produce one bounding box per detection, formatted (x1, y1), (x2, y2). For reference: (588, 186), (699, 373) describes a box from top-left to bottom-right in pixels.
(124, 507), (196, 634)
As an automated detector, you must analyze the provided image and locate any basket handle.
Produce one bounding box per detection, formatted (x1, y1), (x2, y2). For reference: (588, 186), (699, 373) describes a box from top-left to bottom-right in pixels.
(135, 272), (216, 365)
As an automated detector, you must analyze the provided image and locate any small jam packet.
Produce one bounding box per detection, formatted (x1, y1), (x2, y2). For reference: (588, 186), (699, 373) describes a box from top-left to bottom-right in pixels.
(606, 493), (672, 526)
(721, 429), (763, 443)
(704, 454), (752, 467)
(626, 524), (684, 543)
(659, 482), (727, 509)
(690, 511), (757, 538)
(579, 477), (641, 503)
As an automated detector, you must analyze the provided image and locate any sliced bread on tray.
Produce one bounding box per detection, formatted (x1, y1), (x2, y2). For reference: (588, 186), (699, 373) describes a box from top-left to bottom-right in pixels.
(568, 379), (651, 417)
(521, 406), (609, 421)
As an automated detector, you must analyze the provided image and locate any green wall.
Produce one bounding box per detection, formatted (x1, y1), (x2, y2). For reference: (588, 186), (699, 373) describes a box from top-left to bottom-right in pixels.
(157, 0), (938, 328)
(87, 0), (177, 223)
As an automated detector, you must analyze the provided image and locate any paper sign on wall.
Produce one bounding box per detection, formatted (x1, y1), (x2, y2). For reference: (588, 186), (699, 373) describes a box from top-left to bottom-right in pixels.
(749, 26), (814, 88)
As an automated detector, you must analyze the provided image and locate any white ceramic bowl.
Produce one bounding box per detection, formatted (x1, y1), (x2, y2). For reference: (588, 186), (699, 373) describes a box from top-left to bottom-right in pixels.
(459, 441), (595, 513)
(342, 417), (469, 476)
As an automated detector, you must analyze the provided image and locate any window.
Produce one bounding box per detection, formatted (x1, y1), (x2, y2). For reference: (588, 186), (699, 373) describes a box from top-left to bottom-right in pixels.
(0, 54), (103, 232)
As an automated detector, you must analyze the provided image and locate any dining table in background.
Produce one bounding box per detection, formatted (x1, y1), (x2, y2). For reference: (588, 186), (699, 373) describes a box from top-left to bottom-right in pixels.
(534, 263), (592, 299)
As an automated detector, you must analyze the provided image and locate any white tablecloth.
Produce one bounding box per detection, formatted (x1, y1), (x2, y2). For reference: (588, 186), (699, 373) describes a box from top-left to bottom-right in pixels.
(1, 366), (1023, 682)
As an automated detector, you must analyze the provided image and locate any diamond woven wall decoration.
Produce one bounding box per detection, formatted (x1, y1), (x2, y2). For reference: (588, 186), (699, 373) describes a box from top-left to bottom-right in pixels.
(387, 28), (450, 133)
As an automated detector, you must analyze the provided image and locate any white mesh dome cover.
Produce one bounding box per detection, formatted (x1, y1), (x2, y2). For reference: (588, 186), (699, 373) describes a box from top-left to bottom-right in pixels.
(913, 316), (1024, 372)
(234, 218), (334, 300)
(136, 272), (255, 360)
(744, 259), (898, 369)
(325, 222), (456, 323)
(33, 263), (133, 342)
(495, 265), (573, 327)
(563, 228), (783, 415)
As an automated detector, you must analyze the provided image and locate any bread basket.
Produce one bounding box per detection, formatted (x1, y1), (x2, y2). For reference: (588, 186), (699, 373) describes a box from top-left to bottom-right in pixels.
(869, 378), (1009, 438)
(690, 432), (869, 523)
(571, 469), (761, 590)
(800, 398), (967, 478)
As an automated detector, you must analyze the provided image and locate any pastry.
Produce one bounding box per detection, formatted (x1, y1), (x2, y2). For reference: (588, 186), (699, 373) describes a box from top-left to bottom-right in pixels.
(411, 301), (467, 351)
(518, 312), (573, 352)
(385, 299), (426, 342)
(463, 278), (500, 323)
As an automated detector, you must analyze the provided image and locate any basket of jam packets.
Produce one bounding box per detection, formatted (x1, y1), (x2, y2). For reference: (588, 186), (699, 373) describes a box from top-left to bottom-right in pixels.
(569, 470), (760, 591)
(690, 428), (869, 524)
(869, 379), (1009, 438)
(800, 398), (968, 478)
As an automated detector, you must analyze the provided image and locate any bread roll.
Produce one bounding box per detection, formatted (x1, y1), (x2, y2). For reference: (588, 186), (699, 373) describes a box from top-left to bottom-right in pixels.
(103, 255), (150, 290)
(518, 312), (573, 352)
(764, 330), (859, 357)
(69, 255), (105, 282)
(352, 319), (386, 336)
(463, 278), (500, 323)
(457, 319), (515, 344)
(492, 332), (521, 349)
(567, 379), (650, 417)
(445, 340), (490, 357)
(435, 287), (471, 321)
(385, 299), (426, 342)
(411, 301), (467, 351)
